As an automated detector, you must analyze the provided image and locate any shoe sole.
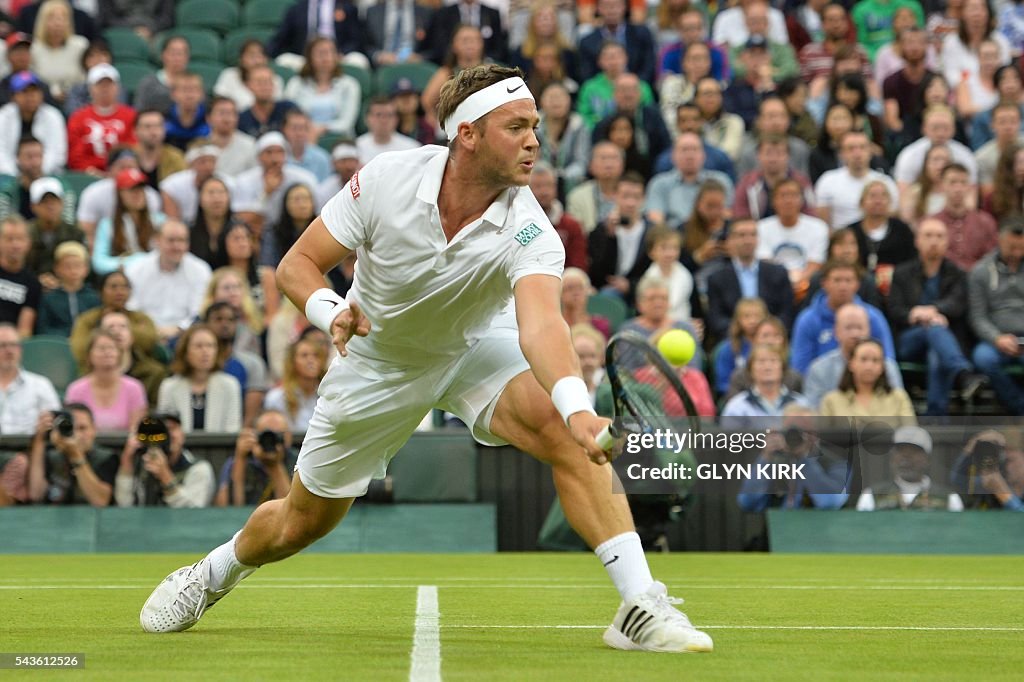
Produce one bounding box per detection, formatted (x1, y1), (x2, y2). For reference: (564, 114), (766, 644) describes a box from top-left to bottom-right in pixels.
(602, 626), (714, 653)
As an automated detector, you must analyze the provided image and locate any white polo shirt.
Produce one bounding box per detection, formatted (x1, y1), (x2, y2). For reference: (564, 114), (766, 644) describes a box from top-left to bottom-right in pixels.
(319, 145), (565, 377)
(814, 168), (899, 230)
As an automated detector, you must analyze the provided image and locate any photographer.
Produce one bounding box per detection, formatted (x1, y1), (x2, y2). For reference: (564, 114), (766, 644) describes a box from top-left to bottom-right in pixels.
(952, 431), (1024, 511)
(27, 404), (117, 506)
(114, 411), (215, 507)
(857, 426), (963, 511)
(736, 406), (850, 512)
(214, 410), (296, 507)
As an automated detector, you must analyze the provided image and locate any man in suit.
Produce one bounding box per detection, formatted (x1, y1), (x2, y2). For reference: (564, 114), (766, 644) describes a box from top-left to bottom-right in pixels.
(578, 0), (656, 84)
(365, 0), (434, 67)
(706, 218), (794, 341)
(421, 0), (505, 65)
(268, 0), (365, 59)
(587, 171), (651, 307)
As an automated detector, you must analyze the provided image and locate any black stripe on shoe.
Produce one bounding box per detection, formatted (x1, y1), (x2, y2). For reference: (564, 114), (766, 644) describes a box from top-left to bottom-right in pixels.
(619, 606), (640, 633)
(630, 615), (655, 641)
(625, 610), (649, 638)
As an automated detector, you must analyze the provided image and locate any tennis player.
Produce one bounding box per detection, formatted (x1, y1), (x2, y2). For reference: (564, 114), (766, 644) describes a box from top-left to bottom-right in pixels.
(139, 64), (712, 654)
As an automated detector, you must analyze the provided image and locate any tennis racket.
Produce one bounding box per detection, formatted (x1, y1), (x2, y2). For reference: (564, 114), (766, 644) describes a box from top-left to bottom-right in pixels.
(595, 331), (702, 452)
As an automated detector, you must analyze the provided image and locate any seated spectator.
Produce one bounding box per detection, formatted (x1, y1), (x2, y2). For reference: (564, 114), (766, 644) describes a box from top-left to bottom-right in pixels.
(882, 26), (934, 139)
(809, 103), (856, 184)
(733, 136), (815, 221)
(777, 78), (817, 149)
(848, 180), (917, 295)
(64, 329), (148, 431)
(572, 323), (606, 403)
(989, 143), (1024, 221)
(0, 322), (60, 433)
(577, 41), (652, 129)
(36, 240), (99, 336)
(678, 179), (730, 271)
(736, 405), (849, 512)
(894, 105), (978, 195)
(160, 141), (221, 226)
(421, 0), (504, 65)
(791, 260), (895, 374)
(213, 39), (283, 114)
(521, 40), (578, 102)
(421, 24), (487, 131)
(316, 141), (359, 208)
(96, 309), (167, 407)
(283, 37), (361, 141)
(66, 64), (136, 174)
(577, 0), (655, 83)
(207, 96), (258, 178)
(0, 214), (40, 336)
(264, 336), (327, 434)
(954, 38), (1003, 119)
(163, 73), (209, 152)
(929, 163), (998, 272)
(132, 35), (188, 115)
(132, 109), (185, 189)
(202, 300), (269, 427)
(587, 172), (651, 304)
(62, 39), (122, 117)
(366, 0), (434, 68)
(0, 72), (66, 176)
(561, 267), (610, 339)
(92, 168), (165, 276)
(114, 410), (215, 506)
(566, 141), (624, 234)
(26, 176), (83, 284)
(800, 3), (872, 96)
(802, 303), (903, 408)
(713, 297), (768, 396)
(639, 226), (702, 326)
(815, 131), (898, 229)
(0, 137), (48, 222)
(392, 78), (436, 147)
(238, 65), (298, 139)
(0, 32), (47, 108)
(889, 218), (986, 416)
(231, 133), (318, 234)
(658, 7), (728, 82)
(70, 271), (160, 367)
(618, 278), (704, 369)
(124, 219), (212, 343)
(75, 147), (161, 242)
(694, 76), (745, 160)
(27, 403), (117, 506)
(725, 5), (799, 84)
(646, 132), (734, 230)
(756, 178), (829, 298)
(356, 96), (420, 166)
(655, 102), (735, 182)
(941, 0), (1011, 110)
(593, 72), (671, 173)
(721, 343), (808, 427)
(214, 409), (296, 506)
(722, 36), (778, 129)
(29, 0), (88, 101)
(824, 72), (885, 154)
(705, 219), (794, 340)
(951, 430), (1024, 510)
(202, 267), (264, 361)
(217, 221), (265, 313)
(595, 113), (652, 181)
(188, 177), (233, 268)
(259, 183), (317, 319)
(530, 162), (587, 271)
(659, 41), (713, 129)
(852, 0), (924, 61)
(723, 315), (803, 401)
(157, 323), (242, 433)
(714, 0), (788, 49)
(282, 109), (331, 183)
(820, 338), (915, 423)
(872, 7), (937, 87)
(736, 96), (812, 180)
(899, 143), (956, 225)
(977, 102), (1024, 199)
(94, 0), (174, 39)
(857, 425), (963, 511)
(969, 65), (1024, 151)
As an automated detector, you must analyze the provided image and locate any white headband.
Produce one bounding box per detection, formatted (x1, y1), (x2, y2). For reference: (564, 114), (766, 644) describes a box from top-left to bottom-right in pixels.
(442, 77), (535, 141)
(185, 144), (221, 164)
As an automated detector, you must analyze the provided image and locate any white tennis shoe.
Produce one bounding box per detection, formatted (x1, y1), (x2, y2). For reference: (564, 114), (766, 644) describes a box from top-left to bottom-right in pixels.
(139, 559), (235, 633)
(603, 581), (714, 653)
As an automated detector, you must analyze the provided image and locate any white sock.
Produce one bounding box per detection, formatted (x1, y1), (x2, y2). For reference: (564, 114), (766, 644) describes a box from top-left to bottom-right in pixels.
(594, 531), (654, 601)
(203, 531), (257, 592)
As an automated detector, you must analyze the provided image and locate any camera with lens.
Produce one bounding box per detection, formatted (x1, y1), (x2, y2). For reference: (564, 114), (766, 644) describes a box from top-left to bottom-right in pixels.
(971, 440), (1003, 472)
(257, 429), (283, 453)
(51, 410), (74, 438)
(135, 416), (170, 455)
(784, 426), (805, 451)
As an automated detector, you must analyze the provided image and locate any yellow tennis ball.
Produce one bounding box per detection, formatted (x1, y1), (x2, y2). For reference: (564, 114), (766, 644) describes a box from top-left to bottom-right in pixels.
(657, 329), (696, 366)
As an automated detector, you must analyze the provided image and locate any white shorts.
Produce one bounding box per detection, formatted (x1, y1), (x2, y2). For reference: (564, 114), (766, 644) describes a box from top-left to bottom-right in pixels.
(295, 327), (530, 498)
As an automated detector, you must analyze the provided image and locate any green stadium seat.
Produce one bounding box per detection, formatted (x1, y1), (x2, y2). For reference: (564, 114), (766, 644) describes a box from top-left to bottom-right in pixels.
(188, 60), (228, 94)
(243, 0), (296, 29)
(155, 28), (222, 64)
(112, 60), (156, 99)
(344, 64), (372, 102)
(21, 336), (79, 397)
(103, 28), (153, 63)
(317, 132), (349, 153)
(223, 27), (273, 66)
(374, 62), (440, 98)
(271, 62), (296, 85)
(175, 0), (240, 35)
(586, 293), (629, 333)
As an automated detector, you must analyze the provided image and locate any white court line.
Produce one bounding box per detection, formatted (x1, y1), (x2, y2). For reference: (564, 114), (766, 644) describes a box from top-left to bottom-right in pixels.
(444, 625), (1024, 632)
(2, 583), (1023, 591)
(409, 586), (441, 682)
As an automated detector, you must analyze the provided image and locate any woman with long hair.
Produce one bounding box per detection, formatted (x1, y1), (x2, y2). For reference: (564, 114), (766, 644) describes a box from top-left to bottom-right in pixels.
(659, 41), (712, 132)
(809, 103), (855, 183)
(827, 73), (885, 152)
(512, 1), (578, 83)
(92, 169), (165, 275)
(64, 329), (149, 432)
(214, 39), (284, 112)
(259, 183), (317, 319)
(422, 25), (486, 131)
(217, 220), (264, 310)
(596, 113), (651, 180)
(69, 271), (160, 368)
(955, 38), (1002, 118)
(29, 0), (87, 99)
(899, 144), (955, 224)
(537, 82), (590, 197)
(283, 37), (362, 140)
(821, 338), (916, 424)
(201, 266), (265, 358)
(263, 337), (328, 433)
(693, 76), (744, 160)
(190, 177), (233, 268)
(942, 0), (1011, 103)
(524, 41), (578, 100)
(157, 323), (242, 433)
(970, 64), (1024, 149)
(712, 297), (768, 396)
(989, 143), (1024, 219)
(681, 180), (729, 269)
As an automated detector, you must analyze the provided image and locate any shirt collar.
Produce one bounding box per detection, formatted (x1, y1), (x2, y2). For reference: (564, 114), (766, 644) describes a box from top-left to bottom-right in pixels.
(416, 147), (514, 231)
(733, 257), (759, 273)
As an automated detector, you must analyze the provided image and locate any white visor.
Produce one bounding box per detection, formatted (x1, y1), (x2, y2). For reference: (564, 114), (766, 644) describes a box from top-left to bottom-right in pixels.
(442, 77), (535, 141)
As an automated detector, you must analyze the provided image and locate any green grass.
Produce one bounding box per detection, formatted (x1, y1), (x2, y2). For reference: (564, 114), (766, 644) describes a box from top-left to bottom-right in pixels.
(3, 553), (1023, 681)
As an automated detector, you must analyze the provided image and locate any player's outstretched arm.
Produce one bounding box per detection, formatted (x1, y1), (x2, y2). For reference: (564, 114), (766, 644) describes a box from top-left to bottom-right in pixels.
(277, 216), (370, 355)
(514, 274), (611, 464)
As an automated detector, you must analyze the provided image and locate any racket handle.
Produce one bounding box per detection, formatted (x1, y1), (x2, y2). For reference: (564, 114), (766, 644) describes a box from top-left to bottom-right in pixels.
(596, 423), (619, 451)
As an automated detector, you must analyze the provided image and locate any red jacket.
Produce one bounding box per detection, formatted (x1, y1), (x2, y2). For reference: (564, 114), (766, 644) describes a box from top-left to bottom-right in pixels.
(554, 212), (588, 271)
(66, 104), (137, 171)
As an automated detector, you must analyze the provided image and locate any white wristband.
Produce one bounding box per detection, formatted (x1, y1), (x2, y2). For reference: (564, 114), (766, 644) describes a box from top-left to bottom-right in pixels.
(551, 376), (596, 425)
(304, 287), (350, 335)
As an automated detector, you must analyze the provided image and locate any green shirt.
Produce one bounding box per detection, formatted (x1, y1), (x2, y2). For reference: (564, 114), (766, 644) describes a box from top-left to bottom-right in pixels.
(576, 74), (655, 129)
(852, 0), (926, 61)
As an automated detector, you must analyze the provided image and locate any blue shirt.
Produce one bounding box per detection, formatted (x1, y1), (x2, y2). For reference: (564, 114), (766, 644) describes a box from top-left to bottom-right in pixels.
(165, 104), (210, 151)
(654, 141), (736, 182)
(660, 41), (729, 81)
(733, 258), (759, 300)
(288, 144), (332, 182)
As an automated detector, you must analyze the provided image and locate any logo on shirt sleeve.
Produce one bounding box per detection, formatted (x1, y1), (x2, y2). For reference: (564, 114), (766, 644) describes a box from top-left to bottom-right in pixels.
(513, 222), (543, 246)
(349, 170), (361, 199)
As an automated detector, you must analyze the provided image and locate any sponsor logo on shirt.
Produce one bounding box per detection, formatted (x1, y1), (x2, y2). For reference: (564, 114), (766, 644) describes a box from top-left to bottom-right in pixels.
(349, 170), (361, 199)
(514, 222), (542, 246)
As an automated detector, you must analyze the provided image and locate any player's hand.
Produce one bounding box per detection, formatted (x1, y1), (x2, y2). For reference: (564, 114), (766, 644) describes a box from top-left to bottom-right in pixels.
(330, 301), (372, 356)
(569, 412), (614, 465)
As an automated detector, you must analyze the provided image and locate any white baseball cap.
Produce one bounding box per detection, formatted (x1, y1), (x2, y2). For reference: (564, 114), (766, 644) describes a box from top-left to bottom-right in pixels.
(30, 177), (64, 204)
(256, 132), (286, 153)
(893, 426), (932, 454)
(87, 63), (120, 85)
